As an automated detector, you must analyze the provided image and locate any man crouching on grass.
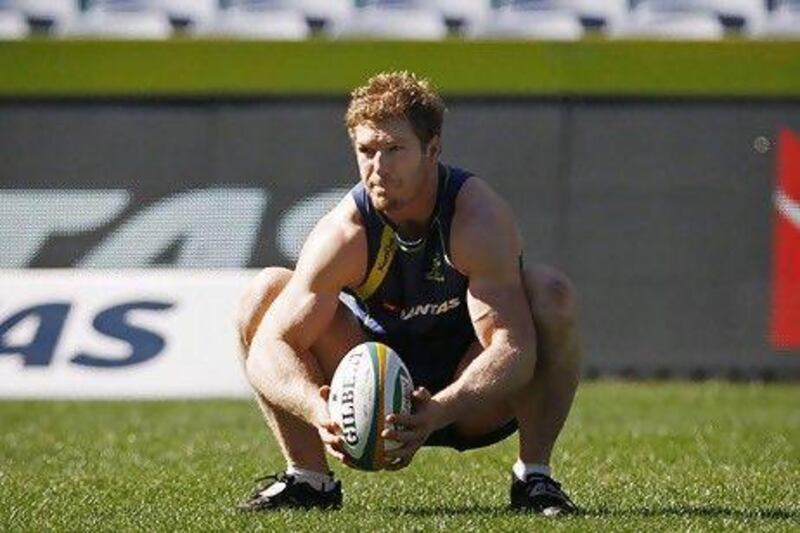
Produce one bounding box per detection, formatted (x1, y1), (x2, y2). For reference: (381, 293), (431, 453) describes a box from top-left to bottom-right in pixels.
(235, 71), (582, 515)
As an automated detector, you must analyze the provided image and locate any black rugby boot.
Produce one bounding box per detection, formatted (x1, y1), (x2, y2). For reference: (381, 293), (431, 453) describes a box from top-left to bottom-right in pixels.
(238, 471), (342, 511)
(510, 473), (578, 516)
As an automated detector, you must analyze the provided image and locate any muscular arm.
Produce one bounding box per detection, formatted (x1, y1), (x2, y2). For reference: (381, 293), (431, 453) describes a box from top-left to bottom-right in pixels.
(245, 203), (365, 427)
(431, 180), (537, 428)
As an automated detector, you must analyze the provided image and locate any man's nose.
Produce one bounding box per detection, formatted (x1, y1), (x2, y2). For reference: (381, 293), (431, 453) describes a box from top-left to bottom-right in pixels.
(373, 150), (389, 172)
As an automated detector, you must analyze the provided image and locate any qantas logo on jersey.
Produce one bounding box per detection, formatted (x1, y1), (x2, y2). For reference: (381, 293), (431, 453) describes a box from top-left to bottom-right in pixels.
(400, 297), (461, 321)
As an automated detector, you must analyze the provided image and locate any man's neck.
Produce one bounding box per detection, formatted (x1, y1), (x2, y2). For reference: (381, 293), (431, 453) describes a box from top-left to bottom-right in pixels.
(384, 163), (440, 240)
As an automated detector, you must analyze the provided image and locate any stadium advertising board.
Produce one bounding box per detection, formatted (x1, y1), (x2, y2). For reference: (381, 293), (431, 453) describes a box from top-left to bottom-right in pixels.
(0, 270), (252, 398)
(772, 128), (800, 350)
(1, 99), (799, 396)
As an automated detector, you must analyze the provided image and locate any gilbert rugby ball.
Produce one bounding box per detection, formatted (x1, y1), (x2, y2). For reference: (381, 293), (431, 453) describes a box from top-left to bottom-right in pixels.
(328, 342), (414, 471)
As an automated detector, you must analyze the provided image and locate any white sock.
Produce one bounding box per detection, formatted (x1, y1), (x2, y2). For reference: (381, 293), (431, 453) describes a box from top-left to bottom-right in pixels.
(286, 465), (336, 492)
(512, 459), (551, 481)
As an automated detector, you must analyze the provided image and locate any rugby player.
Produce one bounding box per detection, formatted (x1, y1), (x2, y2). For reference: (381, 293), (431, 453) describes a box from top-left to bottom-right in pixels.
(236, 71), (582, 515)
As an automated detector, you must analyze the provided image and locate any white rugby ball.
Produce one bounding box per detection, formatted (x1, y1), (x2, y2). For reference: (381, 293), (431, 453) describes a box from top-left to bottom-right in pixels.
(327, 342), (414, 471)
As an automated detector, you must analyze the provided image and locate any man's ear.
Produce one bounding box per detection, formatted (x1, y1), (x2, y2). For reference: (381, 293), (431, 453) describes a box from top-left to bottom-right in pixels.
(426, 135), (442, 160)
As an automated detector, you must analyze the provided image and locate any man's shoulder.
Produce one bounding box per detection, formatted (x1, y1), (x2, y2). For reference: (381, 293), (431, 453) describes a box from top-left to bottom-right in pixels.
(450, 176), (522, 275)
(320, 192), (366, 242)
(294, 193), (367, 289)
(453, 176), (515, 233)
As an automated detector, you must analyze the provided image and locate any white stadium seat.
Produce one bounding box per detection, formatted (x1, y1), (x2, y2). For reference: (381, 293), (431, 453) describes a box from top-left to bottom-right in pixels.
(195, 0), (309, 40)
(295, 0), (353, 27)
(60, 0), (173, 38)
(557, 0), (629, 33)
(760, 0), (800, 37)
(703, 0), (767, 35)
(432, 0), (492, 33)
(16, 0), (79, 32)
(331, 0), (448, 40)
(153, 0), (218, 28)
(613, 0), (726, 40)
(469, 0), (584, 40)
(0, 3), (27, 38)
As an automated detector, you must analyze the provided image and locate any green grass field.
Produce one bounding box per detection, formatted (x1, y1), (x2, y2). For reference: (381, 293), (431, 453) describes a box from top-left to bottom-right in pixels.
(1, 382), (797, 532)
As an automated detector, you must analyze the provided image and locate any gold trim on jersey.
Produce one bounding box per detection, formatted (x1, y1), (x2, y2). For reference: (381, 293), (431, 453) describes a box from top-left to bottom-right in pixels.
(354, 224), (397, 300)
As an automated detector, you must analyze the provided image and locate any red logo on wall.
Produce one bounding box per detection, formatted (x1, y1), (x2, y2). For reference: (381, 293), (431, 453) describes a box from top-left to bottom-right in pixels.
(771, 128), (800, 350)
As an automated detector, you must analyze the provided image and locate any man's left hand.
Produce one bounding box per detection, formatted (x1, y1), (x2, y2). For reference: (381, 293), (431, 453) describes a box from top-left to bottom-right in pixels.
(381, 386), (444, 471)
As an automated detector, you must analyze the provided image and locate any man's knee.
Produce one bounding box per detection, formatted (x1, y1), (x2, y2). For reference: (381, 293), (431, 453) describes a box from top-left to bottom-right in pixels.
(236, 266), (293, 356)
(524, 265), (577, 335)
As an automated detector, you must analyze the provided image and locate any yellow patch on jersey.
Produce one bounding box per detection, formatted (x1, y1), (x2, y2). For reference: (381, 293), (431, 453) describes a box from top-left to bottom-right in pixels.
(355, 225), (397, 300)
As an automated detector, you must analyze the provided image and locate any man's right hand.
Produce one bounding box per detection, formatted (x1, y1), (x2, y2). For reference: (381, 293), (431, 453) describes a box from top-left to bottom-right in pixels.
(317, 385), (353, 466)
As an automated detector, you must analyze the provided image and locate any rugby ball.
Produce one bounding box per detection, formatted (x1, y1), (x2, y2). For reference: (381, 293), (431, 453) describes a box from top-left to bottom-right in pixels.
(327, 342), (414, 471)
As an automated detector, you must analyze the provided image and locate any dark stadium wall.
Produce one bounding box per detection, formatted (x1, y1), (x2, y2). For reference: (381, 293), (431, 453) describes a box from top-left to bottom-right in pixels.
(2, 97), (799, 379)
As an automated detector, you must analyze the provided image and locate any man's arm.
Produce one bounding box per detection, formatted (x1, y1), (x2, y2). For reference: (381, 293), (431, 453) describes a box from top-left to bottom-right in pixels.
(383, 178), (537, 467)
(431, 179), (537, 427)
(245, 204), (365, 428)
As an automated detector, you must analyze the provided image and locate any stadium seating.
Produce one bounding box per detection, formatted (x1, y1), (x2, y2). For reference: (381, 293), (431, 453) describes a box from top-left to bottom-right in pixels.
(433, 0), (492, 33)
(761, 0), (800, 36)
(295, 0), (353, 29)
(16, 0), (78, 31)
(59, 0), (173, 38)
(469, 0), (584, 40)
(194, 0), (309, 39)
(614, 0), (726, 39)
(558, 0), (629, 33)
(704, 0), (767, 35)
(330, 0), (448, 40)
(154, 0), (217, 29)
(0, 0), (795, 40)
(0, 2), (28, 38)
(614, 0), (769, 39)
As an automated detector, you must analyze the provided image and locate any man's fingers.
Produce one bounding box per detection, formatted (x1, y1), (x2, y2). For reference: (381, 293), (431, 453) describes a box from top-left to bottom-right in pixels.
(412, 386), (431, 402)
(319, 418), (343, 435)
(387, 412), (418, 427)
(324, 444), (346, 462)
(318, 424), (346, 453)
(381, 428), (416, 443)
(319, 430), (342, 447)
(383, 440), (420, 462)
(319, 385), (331, 401)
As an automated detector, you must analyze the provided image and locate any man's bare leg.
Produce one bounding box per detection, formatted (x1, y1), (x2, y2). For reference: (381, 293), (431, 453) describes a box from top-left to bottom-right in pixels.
(449, 264), (581, 514)
(236, 267), (367, 474)
(513, 265), (582, 466)
(448, 264), (581, 462)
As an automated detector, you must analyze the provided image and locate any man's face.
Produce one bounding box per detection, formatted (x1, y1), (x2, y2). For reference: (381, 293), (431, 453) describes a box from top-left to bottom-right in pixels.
(352, 118), (437, 214)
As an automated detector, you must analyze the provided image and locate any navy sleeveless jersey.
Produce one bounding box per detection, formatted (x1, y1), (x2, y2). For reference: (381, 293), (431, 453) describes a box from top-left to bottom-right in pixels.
(341, 163), (476, 351)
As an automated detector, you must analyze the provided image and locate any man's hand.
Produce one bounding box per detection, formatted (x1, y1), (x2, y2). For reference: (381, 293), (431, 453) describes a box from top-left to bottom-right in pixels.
(317, 385), (353, 466)
(381, 387), (443, 471)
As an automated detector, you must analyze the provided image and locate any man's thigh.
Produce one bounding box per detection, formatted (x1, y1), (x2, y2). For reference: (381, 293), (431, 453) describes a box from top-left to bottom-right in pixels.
(243, 267), (370, 382)
(311, 296), (371, 382)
